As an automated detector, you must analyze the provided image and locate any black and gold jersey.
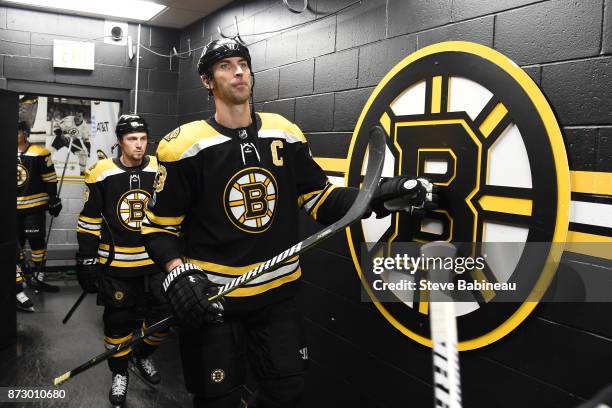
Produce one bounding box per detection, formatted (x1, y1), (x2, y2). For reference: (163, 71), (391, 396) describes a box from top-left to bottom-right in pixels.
(77, 156), (160, 277)
(17, 144), (58, 214)
(143, 113), (359, 310)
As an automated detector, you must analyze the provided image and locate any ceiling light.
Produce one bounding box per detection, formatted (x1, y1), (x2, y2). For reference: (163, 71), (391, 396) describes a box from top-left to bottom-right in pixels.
(5, 0), (166, 21)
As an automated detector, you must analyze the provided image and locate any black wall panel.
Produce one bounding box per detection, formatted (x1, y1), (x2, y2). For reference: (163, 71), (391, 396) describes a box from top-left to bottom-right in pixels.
(170, 1), (612, 406)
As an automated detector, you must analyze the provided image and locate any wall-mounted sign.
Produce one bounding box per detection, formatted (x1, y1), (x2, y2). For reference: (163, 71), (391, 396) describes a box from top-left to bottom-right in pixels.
(53, 40), (95, 70)
(347, 41), (569, 350)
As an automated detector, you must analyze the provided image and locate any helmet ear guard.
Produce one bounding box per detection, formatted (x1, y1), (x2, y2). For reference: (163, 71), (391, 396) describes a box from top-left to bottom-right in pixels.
(115, 114), (148, 139)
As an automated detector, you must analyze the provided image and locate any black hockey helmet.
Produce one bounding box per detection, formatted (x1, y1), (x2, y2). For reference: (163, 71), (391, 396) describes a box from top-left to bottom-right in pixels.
(17, 121), (30, 135)
(115, 114), (148, 138)
(197, 38), (251, 78)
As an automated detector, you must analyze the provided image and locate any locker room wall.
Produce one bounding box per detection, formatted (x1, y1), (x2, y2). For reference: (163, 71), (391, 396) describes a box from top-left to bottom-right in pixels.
(0, 7), (181, 253)
(175, 1), (612, 407)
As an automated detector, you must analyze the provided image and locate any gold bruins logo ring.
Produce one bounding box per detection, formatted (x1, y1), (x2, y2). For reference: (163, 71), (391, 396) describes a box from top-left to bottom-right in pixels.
(17, 164), (29, 187)
(116, 189), (151, 231)
(224, 167), (279, 234)
(346, 42), (569, 351)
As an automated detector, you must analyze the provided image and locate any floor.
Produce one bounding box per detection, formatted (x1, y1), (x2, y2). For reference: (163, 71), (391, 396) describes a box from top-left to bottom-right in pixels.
(1, 279), (193, 407)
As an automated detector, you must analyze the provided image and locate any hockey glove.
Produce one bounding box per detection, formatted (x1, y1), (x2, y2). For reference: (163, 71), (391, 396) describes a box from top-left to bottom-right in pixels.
(371, 176), (438, 219)
(48, 196), (62, 217)
(75, 254), (100, 293)
(162, 263), (224, 327)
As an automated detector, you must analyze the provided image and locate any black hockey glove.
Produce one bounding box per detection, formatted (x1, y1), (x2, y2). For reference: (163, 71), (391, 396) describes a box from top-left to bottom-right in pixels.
(370, 176), (438, 219)
(48, 195), (62, 217)
(75, 254), (100, 293)
(162, 263), (224, 327)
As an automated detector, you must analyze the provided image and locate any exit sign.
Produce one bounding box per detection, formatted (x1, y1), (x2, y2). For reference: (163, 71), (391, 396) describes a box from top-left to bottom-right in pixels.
(53, 40), (95, 70)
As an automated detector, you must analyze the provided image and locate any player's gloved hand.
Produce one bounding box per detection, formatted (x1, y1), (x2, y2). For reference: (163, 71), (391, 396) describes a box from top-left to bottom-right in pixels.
(162, 263), (224, 327)
(75, 254), (100, 293)
(48, 195), (62, 217)
(370, 176), (438, 219)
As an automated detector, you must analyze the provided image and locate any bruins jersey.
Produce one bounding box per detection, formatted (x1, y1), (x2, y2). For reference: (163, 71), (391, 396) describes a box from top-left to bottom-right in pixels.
(143, 113), (358, 310)
(17, 144), (58, 213)
(77, 156), (159, 277)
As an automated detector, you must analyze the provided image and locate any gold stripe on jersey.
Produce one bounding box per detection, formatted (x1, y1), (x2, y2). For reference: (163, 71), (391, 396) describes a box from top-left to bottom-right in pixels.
(41, 172), (58, 182)
(145, 211), (185, 226)
(80, 215), (102, 224)
(189, 255), (299, 276)
(225, 268), (301, 298)
(188, 257), (301, 297)
(17, 192), (50, 209)
(84, 158), (123, 184)
(98, 256), (155, 268)
(157, 121), (229, 163)
(297, 188), (323, 208)
(99, 244), (149, 254)
(258, 113), (308, 143)
(307, 184), (337, 221)
(141, 223), (180, 237)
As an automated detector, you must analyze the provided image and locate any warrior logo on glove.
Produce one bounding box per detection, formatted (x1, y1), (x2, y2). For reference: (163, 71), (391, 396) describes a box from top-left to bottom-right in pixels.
(345, 41), (569, 350)
(223, 167), (278, 233)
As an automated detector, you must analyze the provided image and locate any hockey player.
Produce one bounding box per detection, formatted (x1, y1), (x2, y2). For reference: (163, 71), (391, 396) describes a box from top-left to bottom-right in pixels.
(142, 38), (437, 408)
(17, 121), (62, 292)
(52, 107), (91, 175)
(76, 115), (171, 407)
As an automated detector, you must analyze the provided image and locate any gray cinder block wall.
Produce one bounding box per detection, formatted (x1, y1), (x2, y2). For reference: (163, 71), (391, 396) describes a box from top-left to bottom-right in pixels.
(175, 1), (612, 407)
(0, 7), (181, 255)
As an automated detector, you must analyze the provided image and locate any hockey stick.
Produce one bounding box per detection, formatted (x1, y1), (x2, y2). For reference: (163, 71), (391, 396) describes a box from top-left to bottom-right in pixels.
(421, 242), (462, 408)
(53, 315), (174, 386)
(62, 214), (115, 324)
(52, 125), (386, 386)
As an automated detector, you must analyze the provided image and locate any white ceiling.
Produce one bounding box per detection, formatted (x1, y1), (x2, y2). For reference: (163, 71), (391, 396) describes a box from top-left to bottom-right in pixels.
(148, 0), (234, 29)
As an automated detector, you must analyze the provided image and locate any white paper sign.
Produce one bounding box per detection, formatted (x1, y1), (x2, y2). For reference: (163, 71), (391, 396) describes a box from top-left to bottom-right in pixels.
(53, 40), (95, 70)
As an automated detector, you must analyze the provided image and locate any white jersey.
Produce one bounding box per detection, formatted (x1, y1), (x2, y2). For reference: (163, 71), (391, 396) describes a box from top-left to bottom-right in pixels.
(54, 116), (90, 142)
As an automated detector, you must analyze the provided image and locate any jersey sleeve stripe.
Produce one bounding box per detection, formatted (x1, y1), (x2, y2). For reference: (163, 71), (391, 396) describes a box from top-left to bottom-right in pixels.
(144, 211), (185, 226)
(76, 226), (101, 237)
(309, 184), (337, 221)
(225, 268), (301, 298)
(141, 224), (180, 237)
(188, 256), (299, 276)
(298, 188), (324, 208)
(79, 215), (102, 224)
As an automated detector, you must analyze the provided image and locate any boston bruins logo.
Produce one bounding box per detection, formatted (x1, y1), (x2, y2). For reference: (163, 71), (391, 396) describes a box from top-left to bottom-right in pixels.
(17, 164), (29, 187)
(116, 189), (151, 231)
(347, 42), (569, 350)
(224, 167), (278, 233)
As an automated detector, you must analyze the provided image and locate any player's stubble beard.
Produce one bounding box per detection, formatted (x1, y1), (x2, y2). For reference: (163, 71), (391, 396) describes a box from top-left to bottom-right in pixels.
(213, 77), (252, 106)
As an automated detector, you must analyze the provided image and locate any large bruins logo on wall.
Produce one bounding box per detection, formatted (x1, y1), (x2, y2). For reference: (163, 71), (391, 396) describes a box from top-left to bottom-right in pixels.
(347, 42), (570, 350)
(224, 167), (278, 233)
(17, 164), (29, 187)
(116, 189), (151, 231)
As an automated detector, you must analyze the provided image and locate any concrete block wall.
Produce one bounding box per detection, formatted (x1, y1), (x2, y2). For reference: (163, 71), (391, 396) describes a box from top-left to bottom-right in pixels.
(176, 1), (612, 407)
(0, 7), (182, 255)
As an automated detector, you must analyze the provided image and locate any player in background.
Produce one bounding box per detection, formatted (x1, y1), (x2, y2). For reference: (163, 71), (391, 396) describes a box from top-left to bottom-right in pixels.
(17, 121), (62, 295)
(52, 107), (91, 175)
(76, 115), (171, 407)
(143, 38), (437, 408)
